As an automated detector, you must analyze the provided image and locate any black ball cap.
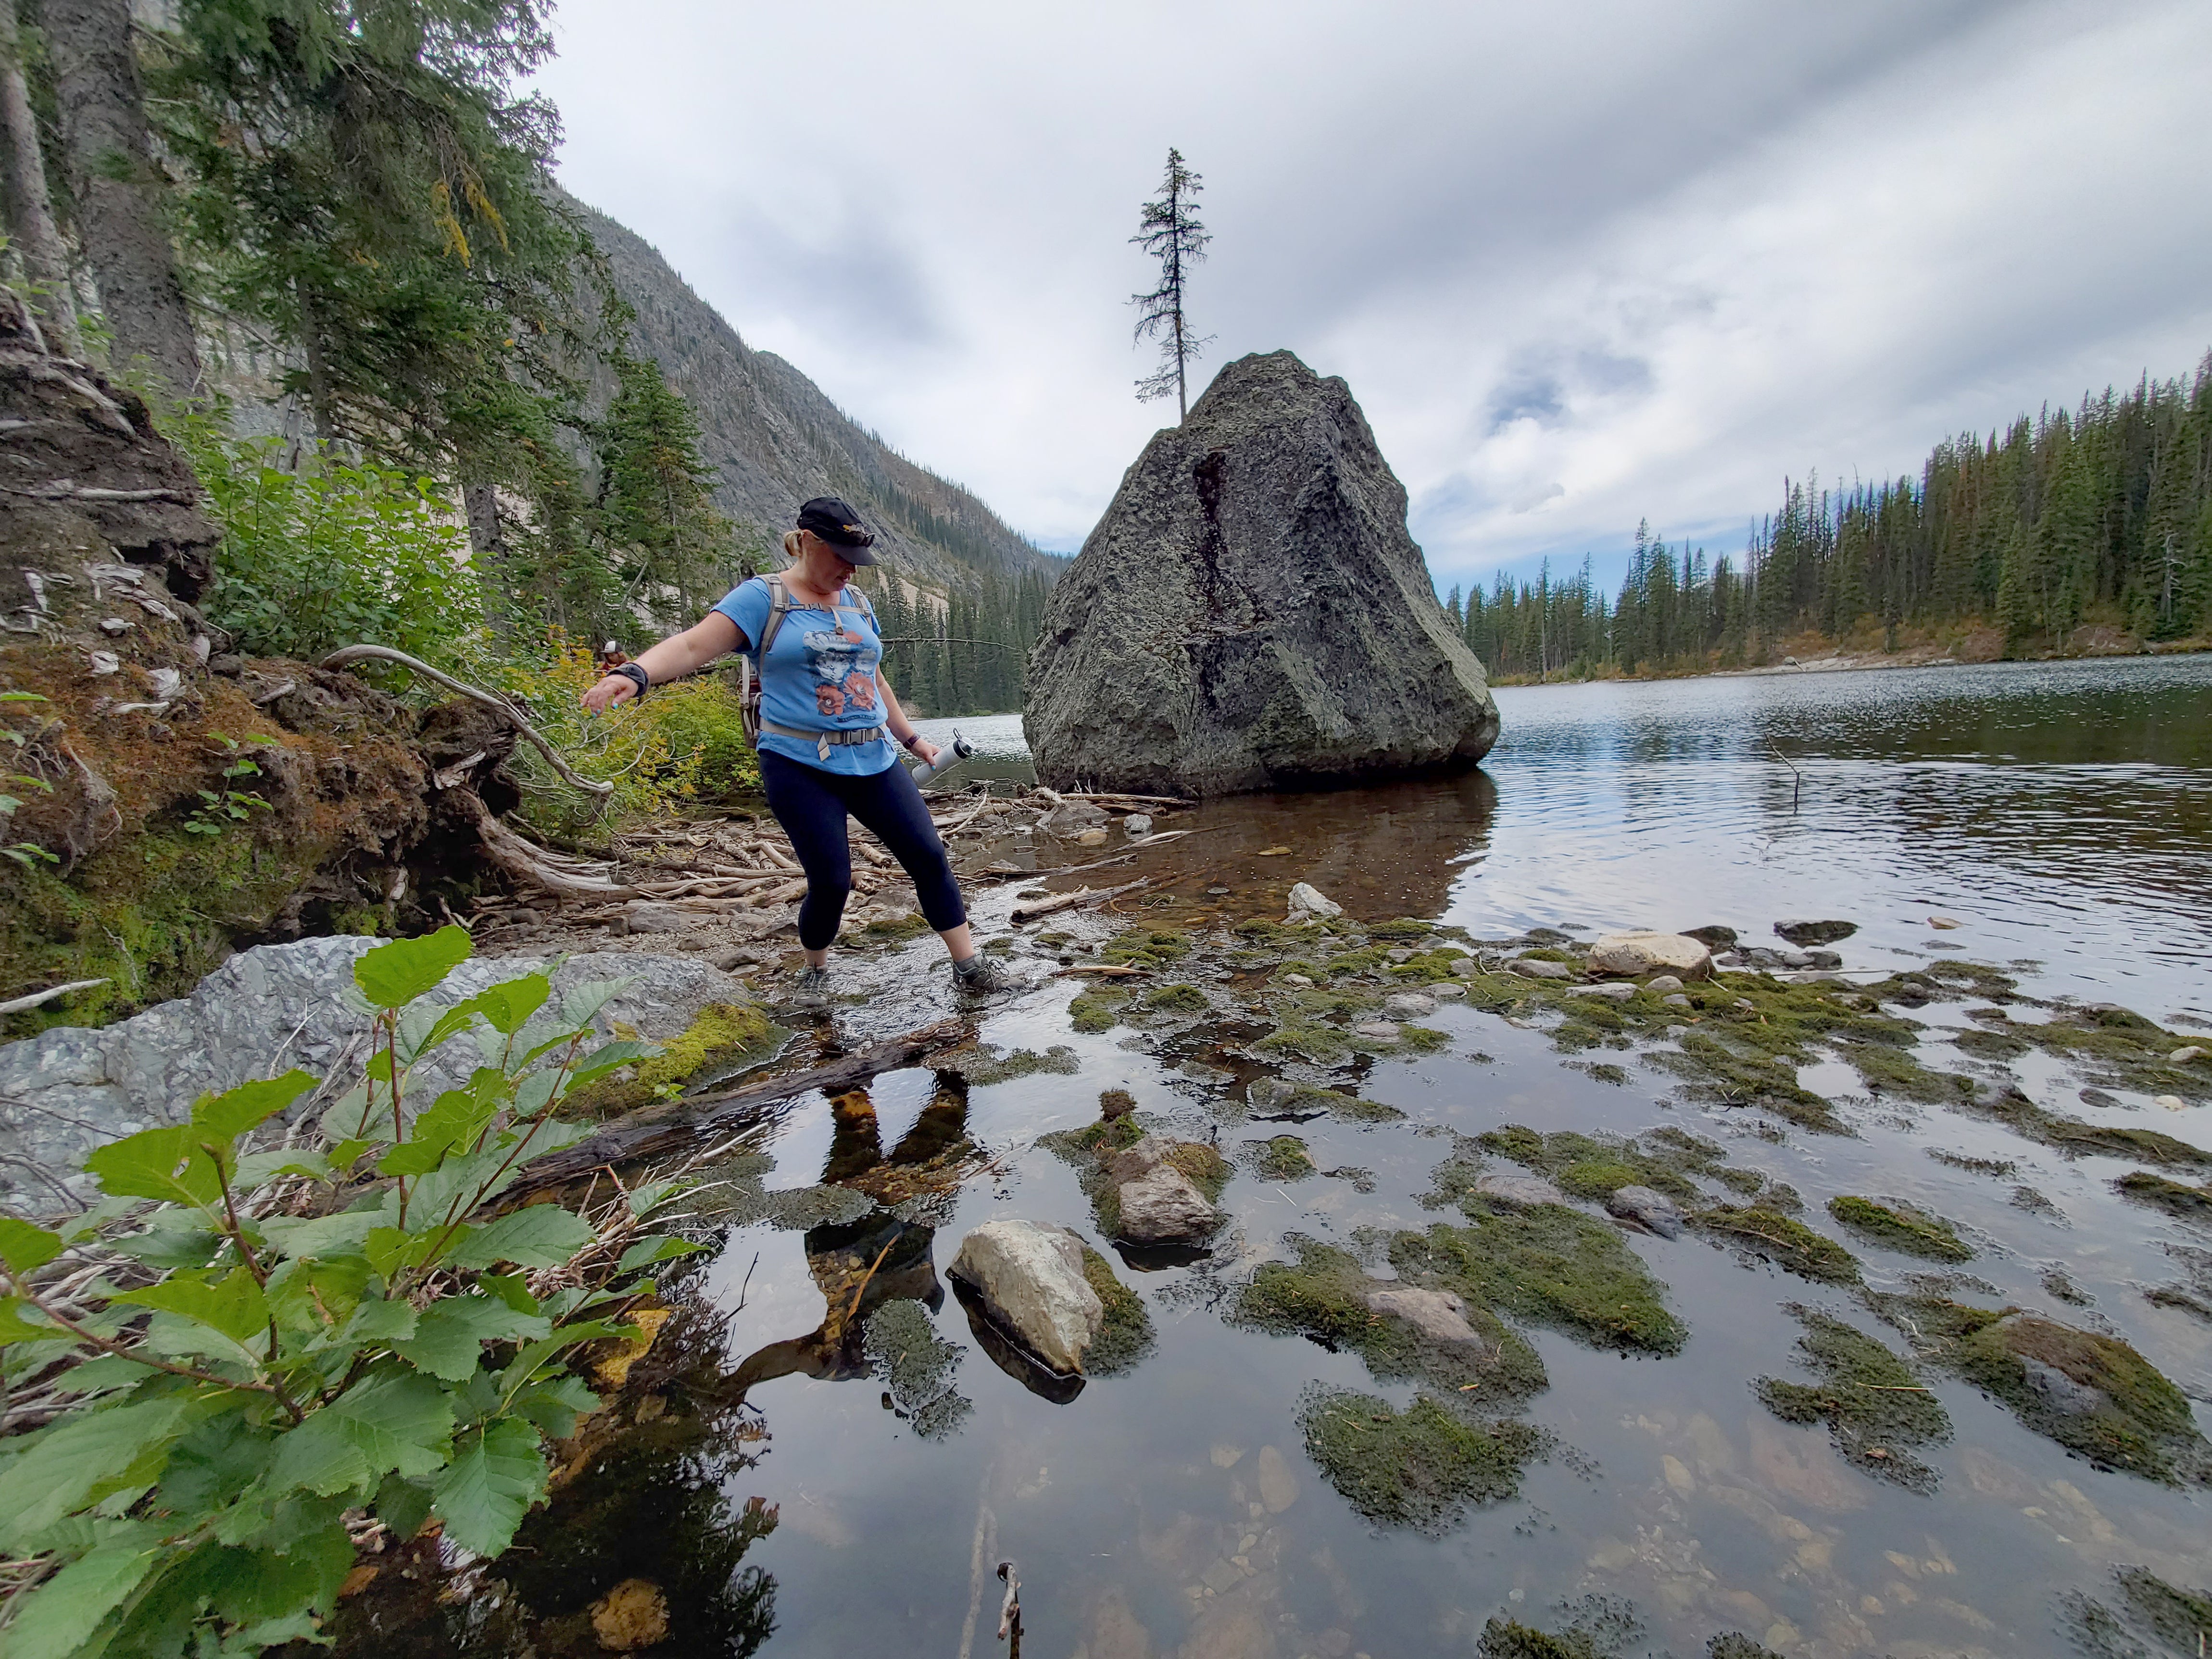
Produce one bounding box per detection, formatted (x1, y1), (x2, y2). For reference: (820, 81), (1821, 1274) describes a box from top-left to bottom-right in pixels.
(795, 496), (879, 564)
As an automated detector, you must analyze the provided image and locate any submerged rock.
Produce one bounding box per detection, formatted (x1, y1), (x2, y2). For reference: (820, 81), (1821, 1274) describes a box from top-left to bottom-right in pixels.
(1470, 1173), (1571, 1211)
(1775, 918), (1857, 946)
(947, 1219), (1105, 1375)
(1605, 1184), (1685, 1238)
(1023, 351), (1499, 795)
(1589, 930), (1713, 979)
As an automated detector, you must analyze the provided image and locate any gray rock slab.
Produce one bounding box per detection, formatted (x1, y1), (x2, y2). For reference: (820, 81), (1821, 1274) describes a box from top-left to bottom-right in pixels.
(1606, 1185), (1686, 1239)
(948, 1219), (1104, 1374)
(1510, 958), (1573, 980)
(0, 936), (750, 1206)
(1573, 982), (1637, 1003)
(1470, 1173), (1570, 1210)
(1024, 350), (1498, 796)
(1105, 1137), (1222, 1246)
(1382, 991), (1437, 1019)
(1363, 1284), (1484, 1348)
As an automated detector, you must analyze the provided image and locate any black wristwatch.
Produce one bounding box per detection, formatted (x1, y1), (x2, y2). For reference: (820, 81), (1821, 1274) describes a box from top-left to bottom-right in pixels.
(611, 662), (650, 701)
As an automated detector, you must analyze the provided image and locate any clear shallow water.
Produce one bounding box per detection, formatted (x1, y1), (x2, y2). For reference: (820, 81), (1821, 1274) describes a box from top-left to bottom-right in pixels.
(352, 659), (2212, 1659)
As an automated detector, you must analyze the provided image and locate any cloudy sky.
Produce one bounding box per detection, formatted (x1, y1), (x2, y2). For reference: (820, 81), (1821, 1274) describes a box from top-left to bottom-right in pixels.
(533, 0), (2212, 594)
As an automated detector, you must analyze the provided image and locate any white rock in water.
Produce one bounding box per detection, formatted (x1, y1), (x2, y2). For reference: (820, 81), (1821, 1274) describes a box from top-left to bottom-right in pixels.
(1510, 957), (1573, 980)
(2154, 1095), (2186, 1111)
(2170, 1047), (2205, 1065)
(948, 1220), (1104, 1374)
(1286, 882), (1342, 919)
(1382, 991), (1436, 1018)
(1928, 916), (1961, 930)
(1255, 1444), (1299, 1513)
(1574, 982), (1636, 1003)
(1104, 1138), (1222, 1246)
(1123, 814), (1153, 837)
(1075, 827), (1109, 847)
(1589, 931), (1712, 980)
(1364, 1285), (1484, 1347)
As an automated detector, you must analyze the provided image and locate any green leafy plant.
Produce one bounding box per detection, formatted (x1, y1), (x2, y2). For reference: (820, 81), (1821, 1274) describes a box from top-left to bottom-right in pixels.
(0, 927), (702, 1656)
(1, 690), (59, 871)
(179, 735), (276, 839)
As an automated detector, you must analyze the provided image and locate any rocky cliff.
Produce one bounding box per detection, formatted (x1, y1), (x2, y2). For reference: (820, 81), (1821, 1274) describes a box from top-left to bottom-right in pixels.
(1023, 351), (1499, 796)
(575, 197), (1057, 594)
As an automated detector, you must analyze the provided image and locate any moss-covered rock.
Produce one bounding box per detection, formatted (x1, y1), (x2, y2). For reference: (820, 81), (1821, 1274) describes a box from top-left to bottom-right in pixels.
(1394, 1205), (1685, 1355)
(1099, 927), (1192, 970)
(1474, 1598), (1644, 1659)
(1475, 1123), (1739, 1204)
(1826, 1195), (1974, 1262)
(943, 1043), (1081, 1086)
(1233, 1236), (1546, 1400)
(1754, 1306), (1950, 1490)
(1068, 987), (1131, 1032)
(2062, 1567), (2212, 1659)
(2114, 1170), (2212, 1224)
(1244, 1077), (1405, 1123)
(1137, 981), (1210, 1015)
(1691, 1205), (1860, 1284)
(1958, 1085), (2212, 1170)
(565, 1002), (786, 1117)
(1078, 1245), (1154, 1375)
(1871, 1297), (2212, 1485)
(1298, 1386), (1544, 1533)
(1243, 1134), (1317, 1182)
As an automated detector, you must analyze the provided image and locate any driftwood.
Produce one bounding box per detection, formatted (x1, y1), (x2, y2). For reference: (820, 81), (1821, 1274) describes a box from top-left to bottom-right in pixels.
(0, 977), (108, 1016)
(1052, 964), (1144, 979)
(1010, 877), (1149, 925)
(321, 644), (614, 797)
(462, 796), (638, 902)
(507, 1016), (971, 1199)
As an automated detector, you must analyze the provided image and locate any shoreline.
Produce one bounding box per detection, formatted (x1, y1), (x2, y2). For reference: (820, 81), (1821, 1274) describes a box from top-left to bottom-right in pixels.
(1487, 638), (2211, 690)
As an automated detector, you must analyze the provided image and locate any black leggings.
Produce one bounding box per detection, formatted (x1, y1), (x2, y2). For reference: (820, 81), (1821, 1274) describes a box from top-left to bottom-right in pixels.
(759, 750), (967, 950)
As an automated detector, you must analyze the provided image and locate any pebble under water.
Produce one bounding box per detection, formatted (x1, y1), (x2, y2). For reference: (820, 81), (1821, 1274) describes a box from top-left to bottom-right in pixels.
(330, 655), (2212, 1659)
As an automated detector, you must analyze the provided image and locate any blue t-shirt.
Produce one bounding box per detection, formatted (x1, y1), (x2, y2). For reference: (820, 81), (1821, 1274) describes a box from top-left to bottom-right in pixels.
(713, 575), (897, 776)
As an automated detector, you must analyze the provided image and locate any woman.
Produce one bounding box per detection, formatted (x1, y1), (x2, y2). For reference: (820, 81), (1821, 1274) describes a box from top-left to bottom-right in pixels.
(580, 496), (1006, 996)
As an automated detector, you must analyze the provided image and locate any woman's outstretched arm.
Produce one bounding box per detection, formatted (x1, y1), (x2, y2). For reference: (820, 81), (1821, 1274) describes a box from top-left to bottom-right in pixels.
(581, 611), (744, 711)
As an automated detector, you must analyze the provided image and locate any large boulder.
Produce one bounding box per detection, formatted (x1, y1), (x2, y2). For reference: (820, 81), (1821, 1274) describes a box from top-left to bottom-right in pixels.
(948, 1219), (1104, 1375)
(1023, 351), (1499, 796)
(0, 938), (754, 1207)
(1103, 1136), (1222, 1247)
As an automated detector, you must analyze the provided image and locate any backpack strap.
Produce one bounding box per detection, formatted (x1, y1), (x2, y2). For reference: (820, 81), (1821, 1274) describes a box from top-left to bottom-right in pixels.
(754, 575), (793, 659)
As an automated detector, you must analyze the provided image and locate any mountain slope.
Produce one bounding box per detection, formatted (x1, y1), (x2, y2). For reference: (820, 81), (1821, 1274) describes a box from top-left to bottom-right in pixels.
(574, 197), (1056, 594)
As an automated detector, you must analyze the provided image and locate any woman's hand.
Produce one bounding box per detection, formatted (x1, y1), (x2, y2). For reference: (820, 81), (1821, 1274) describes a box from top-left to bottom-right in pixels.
(581, 674), (638, 713)
(905, 736), (942, 767)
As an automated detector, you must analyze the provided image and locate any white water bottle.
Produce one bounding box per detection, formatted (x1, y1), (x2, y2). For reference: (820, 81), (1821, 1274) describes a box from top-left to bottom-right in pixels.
(909, 729), (975, 786)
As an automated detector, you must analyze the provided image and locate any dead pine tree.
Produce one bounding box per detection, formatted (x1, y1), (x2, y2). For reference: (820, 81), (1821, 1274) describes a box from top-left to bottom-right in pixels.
(1129, 147), (1213, 421)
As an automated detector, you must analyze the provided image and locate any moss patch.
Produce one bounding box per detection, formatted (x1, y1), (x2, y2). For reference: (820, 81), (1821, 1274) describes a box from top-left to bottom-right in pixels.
(1691, 1206), (1860, 1284)
(945, 1043), (1081, 1086)
(2063, 1568), (2212, 1659)
(863, 1298), (971, 1439)
(855, 910), (933, 945)
(564, 1002), (786, 1118)
(1251, 1019), (1354, 1067)
(1755, 1306), (1951, 1490)
(1958, 1086), (2212, 1170)
(1298, 1386), (1544, 1533)
(1079, 1246), (1154, 1376)
(2114, 1170), (2212, 1224)
(1476, 1124), (1728, 1204)
(1164, 1142), (1232, 1202)
(1068, 987), (1131, 1032)
(1394, 1207), (1684, 1355)
(1245, 1078), (1405, 1123)
(1826, 1195), (1974, 1262)
(1243, 1134), (1317, 1182)
(1232, 1236), (1545, 1400)
(1138, 981), (1209, 1015)
(1100, 927), (1192, 970)
(1474, 1599), (1644, 1659)
(1876, 1298), (2212, 1485)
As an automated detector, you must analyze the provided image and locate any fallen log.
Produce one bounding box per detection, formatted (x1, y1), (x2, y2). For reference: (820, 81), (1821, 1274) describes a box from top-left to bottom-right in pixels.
(463, 797), (638, 901)
(1053, 964), (1145, 979)
(1010, 877), (1149, 925)
(507, 1016), (972, 1198)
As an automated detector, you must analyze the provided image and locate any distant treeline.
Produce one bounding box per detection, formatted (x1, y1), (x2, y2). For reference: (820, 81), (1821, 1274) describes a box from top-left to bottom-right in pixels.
(868, 565), (1054, 716)
(1451, 355), (2212, 679)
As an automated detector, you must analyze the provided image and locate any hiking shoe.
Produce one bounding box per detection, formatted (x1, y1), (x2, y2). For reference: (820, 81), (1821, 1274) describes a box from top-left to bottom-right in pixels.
(950, 954), (1011, 997)
(792, 964), (832, 995)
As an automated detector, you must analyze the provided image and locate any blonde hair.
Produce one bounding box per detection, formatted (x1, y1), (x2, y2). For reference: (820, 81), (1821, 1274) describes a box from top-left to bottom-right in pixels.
(781, 529), (804, 562)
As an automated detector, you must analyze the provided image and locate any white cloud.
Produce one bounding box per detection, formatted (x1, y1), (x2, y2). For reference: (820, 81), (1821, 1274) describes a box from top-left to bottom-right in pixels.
(533, 0), (2212, 591)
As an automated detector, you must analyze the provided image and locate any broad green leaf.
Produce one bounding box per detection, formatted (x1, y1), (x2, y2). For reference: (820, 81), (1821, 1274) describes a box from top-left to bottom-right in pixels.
(557, 976), (634, 1030)
(48, 1354), (144, 1396)
(266, 1371), (452, 1498)
(110, 1213), (223, 1271)
(0, 1398), (192, 1548)
(258, 1207), (380, 1262)
(565, 1040), (658, 1088)
(377, 1071), (504, 1178)
(190, 1072), (314, 1139)
(209, 1520), (354, 1625)
(0, 1295), (61, 1345)
(319, 1082), (379, 1145)
(56, 1194), (142, 1244)
(138, 1310), (260, 1371)
(0, 1521), (165, 1659)
(499, 1321), (633, 1393)
(114, 1268), (269, 1347)
(616, 1234), (706, 1274)
(444, 1205), (597, 1271)
(624, 1178), (687, 1219)
(0, 1214), (64, 1274)
(509, 1373), (598, 1441)
(467, 975), (551, 1037)
(264, 1256), (370, 1333)
(231, 1148), (331, 1190)
(373, 1472), (435, 1542)
(430, 1417), (547, 1558)
(353, 926), (472, 1009)
(334, 1297), (418, 1348)
(477, 1273), (539, 1317)
(394, 1294), (550, 1382)
(82, 1127), (222, 1209)
(512, 1069), (562, 1118)
(326, 1137), (376, 1173)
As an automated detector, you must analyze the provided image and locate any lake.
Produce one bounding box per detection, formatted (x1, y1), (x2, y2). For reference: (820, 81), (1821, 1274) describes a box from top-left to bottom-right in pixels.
(342, 655), (2212, 1659)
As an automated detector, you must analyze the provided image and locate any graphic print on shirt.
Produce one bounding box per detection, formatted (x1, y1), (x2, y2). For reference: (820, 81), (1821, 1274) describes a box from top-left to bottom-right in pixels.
(802, 622), (878, 719)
